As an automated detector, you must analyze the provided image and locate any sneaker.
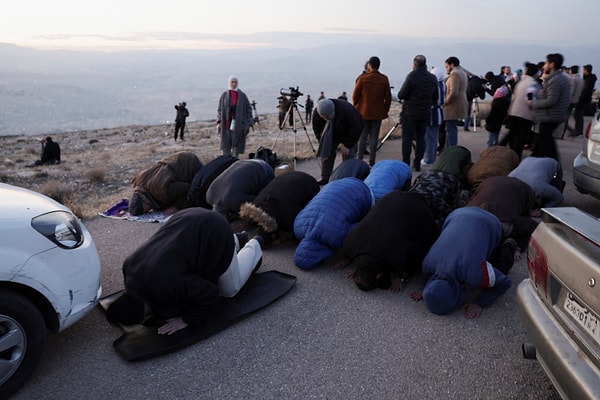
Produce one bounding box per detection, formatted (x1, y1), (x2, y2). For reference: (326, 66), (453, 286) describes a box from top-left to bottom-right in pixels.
(317, 178), (329, 185)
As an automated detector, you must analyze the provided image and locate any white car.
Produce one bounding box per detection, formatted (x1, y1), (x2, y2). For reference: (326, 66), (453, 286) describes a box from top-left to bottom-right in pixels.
(0, 183), (102, 398)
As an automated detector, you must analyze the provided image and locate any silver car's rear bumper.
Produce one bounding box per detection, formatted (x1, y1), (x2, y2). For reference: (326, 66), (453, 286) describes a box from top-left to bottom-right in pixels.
(516, 279), (600, 400)
(573, 152), (600, 199)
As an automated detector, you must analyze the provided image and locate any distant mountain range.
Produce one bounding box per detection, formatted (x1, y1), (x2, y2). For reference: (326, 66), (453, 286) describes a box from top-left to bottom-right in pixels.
(1, 37), (598, 136)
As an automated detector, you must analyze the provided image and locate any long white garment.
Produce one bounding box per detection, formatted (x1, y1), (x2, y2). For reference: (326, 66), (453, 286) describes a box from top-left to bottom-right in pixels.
(218, 235), (262, 298)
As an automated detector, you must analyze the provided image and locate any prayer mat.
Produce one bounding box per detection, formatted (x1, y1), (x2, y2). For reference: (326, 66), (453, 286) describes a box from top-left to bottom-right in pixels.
(99, 270), (296, 361)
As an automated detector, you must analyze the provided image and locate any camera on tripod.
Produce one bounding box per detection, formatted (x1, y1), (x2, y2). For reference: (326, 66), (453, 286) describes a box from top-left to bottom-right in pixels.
(280, 86), (303, 101)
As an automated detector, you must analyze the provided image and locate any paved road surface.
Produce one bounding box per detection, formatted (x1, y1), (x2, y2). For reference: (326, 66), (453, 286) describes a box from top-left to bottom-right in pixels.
(14, 125), (599, 399)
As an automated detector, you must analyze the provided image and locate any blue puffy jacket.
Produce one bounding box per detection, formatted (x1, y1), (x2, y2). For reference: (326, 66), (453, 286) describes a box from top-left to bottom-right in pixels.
(364, 160), (412, 202)
(293, 178), (373, 269)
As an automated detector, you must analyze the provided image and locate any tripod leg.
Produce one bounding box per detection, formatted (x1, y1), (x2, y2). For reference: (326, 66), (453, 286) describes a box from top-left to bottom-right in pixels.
(376, 123), (399, 152)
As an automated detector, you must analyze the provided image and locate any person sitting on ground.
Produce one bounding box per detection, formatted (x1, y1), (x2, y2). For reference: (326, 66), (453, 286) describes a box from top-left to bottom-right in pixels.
(410, 206), (513, 319)
(33, 136), (61, 166)
(129, 151), (202, 216)
(239, 171), (320, 245)
(508, 155), (564, 209)
(341, 191), (440, 293)
(363, 159), (412, 203)
(467, 175), (539, 259)
(206, 159), (274, 220)
(106, 208), (263, 335)
(294, 177), (373, 270)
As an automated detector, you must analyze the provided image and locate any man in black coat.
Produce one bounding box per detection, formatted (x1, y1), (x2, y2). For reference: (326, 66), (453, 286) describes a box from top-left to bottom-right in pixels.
(174, 102), (189, 141)
(312, 98), (363, 184)
(397, 55), (438, 171)
(106, 208), (263, 335)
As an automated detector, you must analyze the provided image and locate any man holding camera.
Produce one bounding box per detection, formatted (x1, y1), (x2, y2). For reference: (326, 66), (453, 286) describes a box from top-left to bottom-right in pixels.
(174, 102), (189, 141)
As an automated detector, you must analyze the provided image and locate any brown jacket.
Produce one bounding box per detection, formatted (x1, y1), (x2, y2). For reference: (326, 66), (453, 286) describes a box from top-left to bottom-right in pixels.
(132, 151), (202, 210)
(443, 65), (469, 120)
(352, 70), (392, 120)
(467, 146), (520, 188)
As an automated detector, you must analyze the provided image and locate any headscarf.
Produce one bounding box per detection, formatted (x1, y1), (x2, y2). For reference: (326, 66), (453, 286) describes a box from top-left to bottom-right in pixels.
(228, 75), (239, 91)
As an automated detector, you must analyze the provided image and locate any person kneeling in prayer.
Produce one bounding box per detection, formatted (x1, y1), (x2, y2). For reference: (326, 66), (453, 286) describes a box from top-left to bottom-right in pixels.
(106, 208), (263, 335)
(410, 206), (513, 319)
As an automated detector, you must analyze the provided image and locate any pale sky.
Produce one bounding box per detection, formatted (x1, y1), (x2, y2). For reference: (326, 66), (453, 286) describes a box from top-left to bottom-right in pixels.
(2, 0), (599, 50)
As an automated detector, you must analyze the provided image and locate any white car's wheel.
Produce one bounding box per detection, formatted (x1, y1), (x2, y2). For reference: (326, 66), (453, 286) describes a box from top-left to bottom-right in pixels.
(0, 290), (46, 398)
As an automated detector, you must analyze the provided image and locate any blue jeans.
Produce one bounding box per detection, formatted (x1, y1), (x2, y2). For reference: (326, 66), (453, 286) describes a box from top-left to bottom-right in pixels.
(486, 131), (499, 147)
(424, 125), (440, 164)
(464, 101), (472, 130)
(445, 120), (458, 147)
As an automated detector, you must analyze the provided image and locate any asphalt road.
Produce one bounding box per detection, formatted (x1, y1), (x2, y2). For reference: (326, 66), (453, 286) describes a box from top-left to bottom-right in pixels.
(14, 123), (600, 400)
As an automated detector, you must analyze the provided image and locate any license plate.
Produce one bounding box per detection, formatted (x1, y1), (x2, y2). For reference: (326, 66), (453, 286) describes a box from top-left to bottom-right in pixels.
(564, 294), (600, 346)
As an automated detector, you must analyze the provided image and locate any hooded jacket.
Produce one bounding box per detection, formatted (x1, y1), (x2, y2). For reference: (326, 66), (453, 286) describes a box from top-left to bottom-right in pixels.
(239, 171), (320, 233)
(467, 146), (520, 189)
(422, 207), (511, 315)
(294, 178), (373, 269)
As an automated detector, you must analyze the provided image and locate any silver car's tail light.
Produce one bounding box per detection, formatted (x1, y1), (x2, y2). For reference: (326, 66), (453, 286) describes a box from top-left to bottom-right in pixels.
(31, 211), (84, 249)
(528, 238), (549, 297)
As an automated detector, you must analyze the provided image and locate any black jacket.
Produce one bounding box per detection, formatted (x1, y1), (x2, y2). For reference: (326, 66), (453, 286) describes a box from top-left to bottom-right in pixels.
(122, 208), (235, 325)
(312, 99), (363, 148)
(397, 66), (438, 118)
(467, 75), (486, 102)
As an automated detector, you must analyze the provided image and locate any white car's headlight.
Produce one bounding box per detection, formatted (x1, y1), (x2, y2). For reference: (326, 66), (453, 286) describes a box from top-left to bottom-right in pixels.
(31, 211), (84, 249)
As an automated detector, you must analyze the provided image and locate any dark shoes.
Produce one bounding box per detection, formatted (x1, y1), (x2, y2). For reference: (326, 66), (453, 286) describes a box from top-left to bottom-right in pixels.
(317, 178), (329, 186)
(235, 231), (249, 249)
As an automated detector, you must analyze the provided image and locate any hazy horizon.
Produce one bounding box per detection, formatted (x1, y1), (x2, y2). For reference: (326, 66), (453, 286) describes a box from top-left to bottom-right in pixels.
(1, 34), (599, 137)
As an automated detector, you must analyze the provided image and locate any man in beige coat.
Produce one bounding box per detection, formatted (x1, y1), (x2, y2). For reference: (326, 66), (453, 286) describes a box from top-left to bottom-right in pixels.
(443, 56), (468, 147)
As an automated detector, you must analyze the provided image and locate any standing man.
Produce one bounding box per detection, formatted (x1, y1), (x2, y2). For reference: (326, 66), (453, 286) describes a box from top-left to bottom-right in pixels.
(312, 98), (363, 185)
(564, 65), (584, 137)
(174, 102), (189, 141)
(572, 64), (597, 137)
(397, 55), (438, 171)
(352, 56), (392, 166)
(305, 94), (314, 123)
(529, 53), (571, 161)
(443, 57), (469, 148)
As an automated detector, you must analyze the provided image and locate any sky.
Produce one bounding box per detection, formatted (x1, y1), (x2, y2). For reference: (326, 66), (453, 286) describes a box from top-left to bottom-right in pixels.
(2, 0), (599, 51)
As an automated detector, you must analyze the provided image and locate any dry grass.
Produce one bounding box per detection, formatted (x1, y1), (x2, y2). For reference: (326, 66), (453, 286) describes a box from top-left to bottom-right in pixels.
(0, 103), (406, 219)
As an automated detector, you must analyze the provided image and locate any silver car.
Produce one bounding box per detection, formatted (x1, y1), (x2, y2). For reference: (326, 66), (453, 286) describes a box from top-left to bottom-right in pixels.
(517, 207), (600, 400)
(0, 183), (102, 398)
(574, 113), (600, 199)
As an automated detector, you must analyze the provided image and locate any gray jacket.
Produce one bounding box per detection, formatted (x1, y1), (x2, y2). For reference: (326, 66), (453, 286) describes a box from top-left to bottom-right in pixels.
(533, 71), (571, 123)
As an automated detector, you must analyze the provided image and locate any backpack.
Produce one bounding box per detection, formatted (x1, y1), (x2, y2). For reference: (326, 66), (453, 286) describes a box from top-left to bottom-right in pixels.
(249, 146), (281, 169)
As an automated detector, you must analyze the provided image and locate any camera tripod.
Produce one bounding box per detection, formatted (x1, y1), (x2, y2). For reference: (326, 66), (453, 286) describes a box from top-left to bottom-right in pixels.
(250, 100), (262, 131)
(272, 98), (316, 169)
(471, 98), (480, 132)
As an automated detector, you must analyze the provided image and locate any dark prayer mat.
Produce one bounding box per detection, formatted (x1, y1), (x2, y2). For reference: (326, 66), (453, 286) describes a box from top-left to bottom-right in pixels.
(98, 270), (296, 361)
